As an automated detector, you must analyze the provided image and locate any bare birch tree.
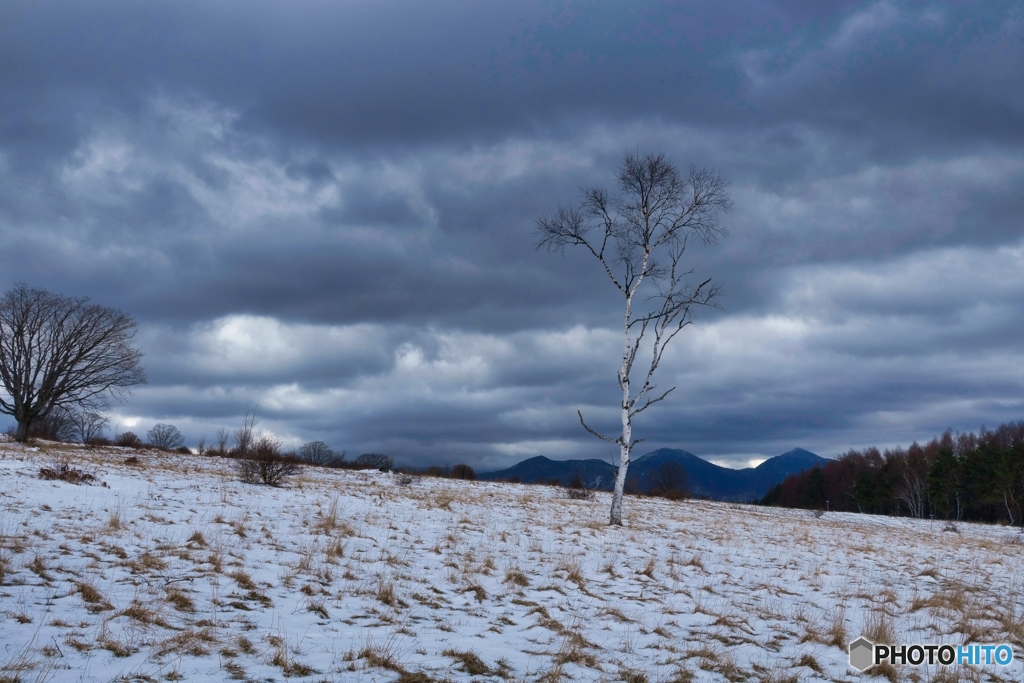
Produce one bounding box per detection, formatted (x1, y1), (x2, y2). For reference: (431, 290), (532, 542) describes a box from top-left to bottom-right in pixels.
(536, 151), (730, 525)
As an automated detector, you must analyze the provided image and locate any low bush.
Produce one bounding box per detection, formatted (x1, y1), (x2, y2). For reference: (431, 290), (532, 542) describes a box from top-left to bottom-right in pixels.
(565, 470), (595, 499)
(567, 487), (594, 500)
(354, 453), (393, 471)
(235, 435), (301, 486)
(38, 456), (101, 485)
(450, 463), (476, 481)
(115, 431), (143, 448)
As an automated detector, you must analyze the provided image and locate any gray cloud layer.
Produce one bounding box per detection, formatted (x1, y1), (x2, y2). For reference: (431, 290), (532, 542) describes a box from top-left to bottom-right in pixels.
(1, 0), (1022, 467)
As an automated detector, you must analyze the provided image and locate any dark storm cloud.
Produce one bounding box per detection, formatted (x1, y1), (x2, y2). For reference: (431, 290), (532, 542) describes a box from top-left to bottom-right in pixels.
(1, 0), (1023, 467)
(9, 0), (1015, 155)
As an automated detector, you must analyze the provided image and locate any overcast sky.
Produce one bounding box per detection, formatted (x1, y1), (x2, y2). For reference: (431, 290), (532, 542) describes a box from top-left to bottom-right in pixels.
(2, 0), (1022, 469)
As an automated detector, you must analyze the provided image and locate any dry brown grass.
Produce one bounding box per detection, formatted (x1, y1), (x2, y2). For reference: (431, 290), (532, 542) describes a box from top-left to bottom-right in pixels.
(557, 555), (586, 588)
(154, 628), (217, 658)
(861, 609), (898, 682)
(442, 648), (492, 675)
(359, 634), (408, 674)
(27, 554), (50, 581)
(306, 596), (329, 618)
(375, 574), (404, 607)
(313, 495), (348, 535)
(553, 628), (598, 669)
(621, 670), (651, 683)
(117, 600), (172, 628)
(429, 490), (457, 511)
(97, 624), (135, 658)
(504, 566), (529, 587)
(228, 569), (256, 591)
(165, 588), (195, 612)
(463, 583), (486, 602)
(77, 580), (112, 612)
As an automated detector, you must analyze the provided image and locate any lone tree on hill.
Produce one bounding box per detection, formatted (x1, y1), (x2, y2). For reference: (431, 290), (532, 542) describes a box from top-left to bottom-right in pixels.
(298, 440), (343, 467)
(148, 423), (186, 450)
(0, 284), (146, 442)
(536, 151), (730, 525)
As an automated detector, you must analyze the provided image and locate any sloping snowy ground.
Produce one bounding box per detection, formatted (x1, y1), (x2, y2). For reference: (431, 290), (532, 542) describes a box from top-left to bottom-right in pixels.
(0, 442), (1022, 683)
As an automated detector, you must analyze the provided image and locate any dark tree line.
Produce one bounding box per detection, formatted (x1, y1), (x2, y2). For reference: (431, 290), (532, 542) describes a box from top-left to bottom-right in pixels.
(760, 420), (1024, 525)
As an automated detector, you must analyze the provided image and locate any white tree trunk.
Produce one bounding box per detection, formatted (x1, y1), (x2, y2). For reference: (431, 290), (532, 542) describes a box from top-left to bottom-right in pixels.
(610, 437), (630, 525)
(610, 296), (635, 526)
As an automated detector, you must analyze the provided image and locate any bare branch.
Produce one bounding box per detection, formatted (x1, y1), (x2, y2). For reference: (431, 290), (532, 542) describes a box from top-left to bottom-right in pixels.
(578, 410), (620, 444)
(631, 387), (676, 417)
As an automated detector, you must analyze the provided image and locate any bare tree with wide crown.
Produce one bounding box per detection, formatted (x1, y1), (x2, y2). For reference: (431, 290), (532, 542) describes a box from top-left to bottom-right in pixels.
(0, 284), (146, 442)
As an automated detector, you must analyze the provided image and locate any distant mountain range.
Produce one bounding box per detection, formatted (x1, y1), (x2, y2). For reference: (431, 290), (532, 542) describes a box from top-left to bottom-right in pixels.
(479, 448), (828, 502)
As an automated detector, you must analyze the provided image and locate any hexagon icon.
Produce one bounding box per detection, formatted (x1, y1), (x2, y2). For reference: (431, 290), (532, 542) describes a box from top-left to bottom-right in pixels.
(849, 636), (874, 671)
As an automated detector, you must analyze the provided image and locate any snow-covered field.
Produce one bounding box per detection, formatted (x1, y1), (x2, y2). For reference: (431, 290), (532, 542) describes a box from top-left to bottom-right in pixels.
(0, 442), (1022, 683)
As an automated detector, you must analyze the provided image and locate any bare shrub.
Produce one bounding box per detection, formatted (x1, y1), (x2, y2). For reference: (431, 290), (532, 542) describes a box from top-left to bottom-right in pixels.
(235, 435), (301, 486)
(214, 428), (230, 455)
(649, 461), (689, 499)
(232, 403), (258, 455)
(114, 431), (142, 448)
(566, 470), (595, 499)
(450, 463), (476, 480)
(354, 453), (393, 471)
(38, 455), (100, 485)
